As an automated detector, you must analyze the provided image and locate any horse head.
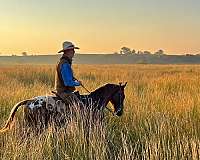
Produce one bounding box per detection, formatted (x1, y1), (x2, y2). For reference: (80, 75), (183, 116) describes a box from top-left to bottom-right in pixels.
(89, 82), (127, 116)
(109, 82), (127, 116)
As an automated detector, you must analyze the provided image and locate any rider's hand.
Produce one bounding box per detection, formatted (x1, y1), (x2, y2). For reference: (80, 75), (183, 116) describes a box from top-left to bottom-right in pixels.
(74, 78), (82, 85)
(76, 80), (82, 85)
(78, 80), (82, 85)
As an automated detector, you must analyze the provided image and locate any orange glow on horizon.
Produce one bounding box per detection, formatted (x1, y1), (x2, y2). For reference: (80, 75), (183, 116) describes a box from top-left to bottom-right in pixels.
(0, 1), (199, 55)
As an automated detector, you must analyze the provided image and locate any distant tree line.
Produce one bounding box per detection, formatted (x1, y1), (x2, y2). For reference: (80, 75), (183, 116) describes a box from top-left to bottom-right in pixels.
(0, 49), (200, 56)
(114, 47), (165, 56)
(21, 52), (28, 56)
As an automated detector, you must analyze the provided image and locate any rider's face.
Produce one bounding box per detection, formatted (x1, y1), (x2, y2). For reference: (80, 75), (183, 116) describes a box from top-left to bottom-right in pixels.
(63, 49), (75, 59)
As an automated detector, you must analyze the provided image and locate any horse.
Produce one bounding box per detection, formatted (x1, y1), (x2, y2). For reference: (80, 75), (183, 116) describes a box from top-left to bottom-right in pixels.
(0, 82), (127, 133)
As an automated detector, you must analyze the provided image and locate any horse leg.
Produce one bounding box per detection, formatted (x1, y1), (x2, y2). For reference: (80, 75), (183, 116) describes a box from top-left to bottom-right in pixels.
(23, 106), (49, 134)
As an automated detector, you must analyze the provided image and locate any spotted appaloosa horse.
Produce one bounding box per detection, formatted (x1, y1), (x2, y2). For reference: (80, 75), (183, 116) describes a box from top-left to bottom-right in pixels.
(0, 83), (127, 133)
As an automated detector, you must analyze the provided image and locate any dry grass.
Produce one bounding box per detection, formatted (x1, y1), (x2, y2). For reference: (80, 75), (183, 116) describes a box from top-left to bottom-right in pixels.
(1, 64), (200, 159)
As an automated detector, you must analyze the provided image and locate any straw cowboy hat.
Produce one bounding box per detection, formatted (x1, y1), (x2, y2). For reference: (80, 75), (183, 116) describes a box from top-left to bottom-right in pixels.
(58, 41), (80, 53)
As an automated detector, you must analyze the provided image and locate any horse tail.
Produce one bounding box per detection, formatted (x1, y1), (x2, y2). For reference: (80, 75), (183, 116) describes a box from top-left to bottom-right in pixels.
(0, 99), (32, 133)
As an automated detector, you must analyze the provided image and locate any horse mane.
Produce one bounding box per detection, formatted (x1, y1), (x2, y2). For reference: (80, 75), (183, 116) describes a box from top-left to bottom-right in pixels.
(89, 83), (118, 98)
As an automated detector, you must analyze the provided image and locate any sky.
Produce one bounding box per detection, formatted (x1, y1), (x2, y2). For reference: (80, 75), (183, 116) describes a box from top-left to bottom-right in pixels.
(0, 0), (200, 55)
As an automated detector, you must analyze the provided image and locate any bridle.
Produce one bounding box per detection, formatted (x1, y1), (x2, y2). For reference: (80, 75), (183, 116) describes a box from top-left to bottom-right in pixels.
(115, 83), (123, 114)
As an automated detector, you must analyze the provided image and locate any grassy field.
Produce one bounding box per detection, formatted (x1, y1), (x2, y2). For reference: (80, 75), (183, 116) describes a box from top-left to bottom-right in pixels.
(1, 64), (200, 159)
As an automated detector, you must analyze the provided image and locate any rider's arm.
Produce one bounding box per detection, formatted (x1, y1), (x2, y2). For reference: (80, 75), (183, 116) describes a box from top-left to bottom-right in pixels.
(60, 63), (80, 87)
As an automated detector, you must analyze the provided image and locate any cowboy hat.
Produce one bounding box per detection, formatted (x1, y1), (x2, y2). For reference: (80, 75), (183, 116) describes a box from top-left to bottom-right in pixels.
(58, 41), (80, 53)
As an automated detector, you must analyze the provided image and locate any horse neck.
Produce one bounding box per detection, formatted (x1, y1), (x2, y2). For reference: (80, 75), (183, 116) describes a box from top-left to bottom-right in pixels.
(89, 85), (115, 108)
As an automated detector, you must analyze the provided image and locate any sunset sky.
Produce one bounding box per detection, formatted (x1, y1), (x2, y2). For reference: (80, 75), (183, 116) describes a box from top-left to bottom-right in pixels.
(0, 0), (199, 55)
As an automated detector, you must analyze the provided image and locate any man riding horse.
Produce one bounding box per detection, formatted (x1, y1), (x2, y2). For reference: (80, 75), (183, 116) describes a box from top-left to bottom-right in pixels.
(0, 41), (127, 133)
(55, 41), (81, 105)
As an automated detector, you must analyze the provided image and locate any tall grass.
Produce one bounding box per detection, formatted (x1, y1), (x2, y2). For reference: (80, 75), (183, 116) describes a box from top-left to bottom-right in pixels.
(1, 64), (200, 159)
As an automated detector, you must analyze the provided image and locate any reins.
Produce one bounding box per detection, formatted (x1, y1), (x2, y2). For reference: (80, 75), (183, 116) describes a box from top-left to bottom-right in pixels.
(80, 83), (91, 94)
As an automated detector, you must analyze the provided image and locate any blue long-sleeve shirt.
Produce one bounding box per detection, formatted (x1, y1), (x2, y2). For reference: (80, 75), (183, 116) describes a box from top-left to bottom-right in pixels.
(60, 63), (80, 87)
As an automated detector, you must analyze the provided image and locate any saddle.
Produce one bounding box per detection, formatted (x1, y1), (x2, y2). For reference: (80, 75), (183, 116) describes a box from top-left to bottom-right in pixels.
(51, 91), (82, 102)
(51, 91), (91, 107)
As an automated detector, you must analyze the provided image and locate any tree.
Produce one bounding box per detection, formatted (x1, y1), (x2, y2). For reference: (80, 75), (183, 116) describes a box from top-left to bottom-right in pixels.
(131, 49), (136, 54)
(195, 53), (200, 56)
(143, 51), (151, 55)
(120, 47), (132, 55)
(137, 51), (144, 54)
(22, 52), (28, 56)
(154, 49), (164, 55)
(185, 54), (194, 56)
(113, 52), (119, 54)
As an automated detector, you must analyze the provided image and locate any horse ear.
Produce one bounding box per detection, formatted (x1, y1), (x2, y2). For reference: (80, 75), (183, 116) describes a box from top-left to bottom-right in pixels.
(119, 82), (127, 88)
(123, 82), (127, 88)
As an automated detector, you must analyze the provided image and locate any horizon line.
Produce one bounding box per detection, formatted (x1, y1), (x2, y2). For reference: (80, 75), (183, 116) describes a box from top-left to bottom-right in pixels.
(0, 52), (199, 56)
